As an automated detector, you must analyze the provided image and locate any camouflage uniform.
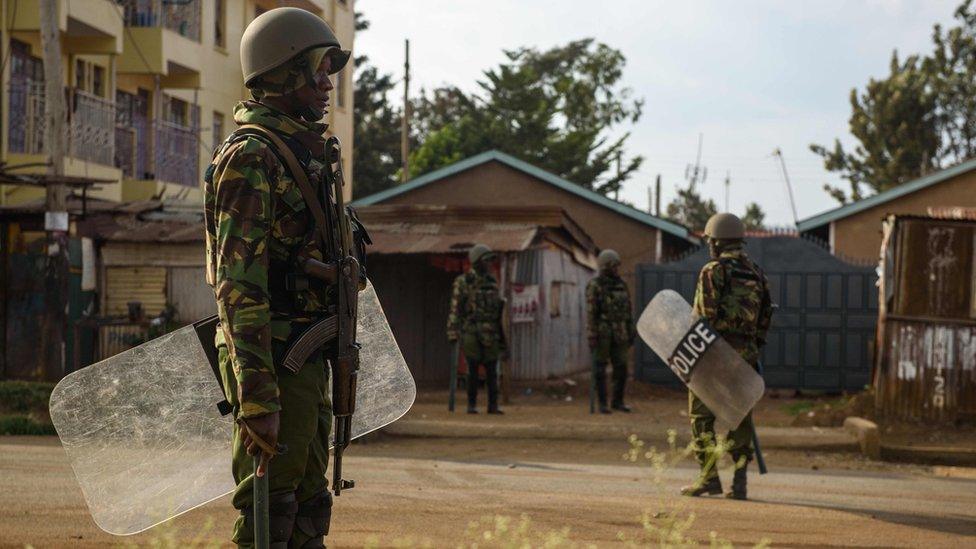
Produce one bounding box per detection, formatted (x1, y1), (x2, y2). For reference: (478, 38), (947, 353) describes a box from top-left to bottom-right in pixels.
(690, 241), (772, 480)
(205, 100), (337, 547)
(586, 272), (636, 409)
(447, 269), (506, 411)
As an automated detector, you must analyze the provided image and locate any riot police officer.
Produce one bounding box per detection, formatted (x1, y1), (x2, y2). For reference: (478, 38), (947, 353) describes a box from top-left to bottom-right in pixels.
(681, 213), (772, 500)
(447, 244), (507, 414)
(205, 8), (352, 546)
(586, 249), (636, 414)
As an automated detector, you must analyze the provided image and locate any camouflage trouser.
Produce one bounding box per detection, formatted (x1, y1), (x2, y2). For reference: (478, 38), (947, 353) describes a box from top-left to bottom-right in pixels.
(219, 345), (333, 548)
(688, 391), (753, 481)
(463, 331), (500, 410)
(593, 338), (629, 407)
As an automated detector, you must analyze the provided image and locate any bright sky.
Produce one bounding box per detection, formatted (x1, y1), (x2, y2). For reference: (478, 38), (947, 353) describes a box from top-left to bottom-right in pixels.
(355, 0), (960, 226)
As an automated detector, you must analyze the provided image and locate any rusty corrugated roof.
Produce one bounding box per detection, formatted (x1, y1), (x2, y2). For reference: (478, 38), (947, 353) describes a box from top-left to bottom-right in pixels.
(357, 204), (598, 265)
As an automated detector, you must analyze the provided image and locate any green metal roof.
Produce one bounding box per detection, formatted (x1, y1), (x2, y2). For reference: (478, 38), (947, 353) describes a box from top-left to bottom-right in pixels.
(351, 150), (694, 242)
(797, 157), (976, 232)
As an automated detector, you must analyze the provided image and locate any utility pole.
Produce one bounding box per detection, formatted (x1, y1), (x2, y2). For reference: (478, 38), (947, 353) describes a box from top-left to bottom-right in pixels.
(724, 170), (730, 212)
(772, 148), (799, 225)
(655, 174), (661, 217)
(40, 0), (69, 381)
(400, 38), (410, 183)
(614, 152), (621, 201)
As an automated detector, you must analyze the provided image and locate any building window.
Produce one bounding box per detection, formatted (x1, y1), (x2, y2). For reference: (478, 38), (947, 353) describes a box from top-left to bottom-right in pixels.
(166, 96), (189, 126)
(75, 58), (87, 90)
(214, 0), (226, 48)
(212, 111), (225, 150)
(93, 65), (106, 97)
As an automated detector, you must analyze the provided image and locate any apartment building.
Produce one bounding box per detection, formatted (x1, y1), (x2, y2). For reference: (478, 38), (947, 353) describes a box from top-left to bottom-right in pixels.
(0, 0), (356, 206)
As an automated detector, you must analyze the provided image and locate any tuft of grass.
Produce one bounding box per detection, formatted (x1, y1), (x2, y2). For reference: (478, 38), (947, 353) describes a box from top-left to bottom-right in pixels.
(0, 414), (56, 435)
(782, 400), (817, 417)
(0, 380), (54, 415)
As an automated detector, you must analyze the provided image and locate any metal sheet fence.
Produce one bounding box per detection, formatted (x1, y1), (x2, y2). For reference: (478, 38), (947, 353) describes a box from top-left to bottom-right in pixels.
(877, 319), (976, 422)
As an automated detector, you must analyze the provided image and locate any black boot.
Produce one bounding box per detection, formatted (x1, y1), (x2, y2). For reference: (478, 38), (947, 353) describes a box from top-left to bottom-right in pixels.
(680, 475), (722, 497)
(611, 403), (632, 413)
(726, 460), (748, 500)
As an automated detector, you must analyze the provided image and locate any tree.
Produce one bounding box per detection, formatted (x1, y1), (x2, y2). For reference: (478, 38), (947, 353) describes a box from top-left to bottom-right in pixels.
(352, 62), (402, 199)
(810, 53), (939, 204)
(741, 202), (766, 231)
(812, 1), (976, 204)
(351, 11), (405, 199)
(408, 39), (644, 196)
(665, 185), (717, 232)
(928, 0), (976, 164)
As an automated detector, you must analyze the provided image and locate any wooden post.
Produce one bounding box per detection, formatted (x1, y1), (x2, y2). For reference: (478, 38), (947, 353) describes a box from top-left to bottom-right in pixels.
(40, 0), (69, 381)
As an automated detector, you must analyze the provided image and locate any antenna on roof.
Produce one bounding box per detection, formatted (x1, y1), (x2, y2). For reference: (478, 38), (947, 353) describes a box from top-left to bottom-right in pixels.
(772, 148), (799, 226)
(685, 133), (708, 189)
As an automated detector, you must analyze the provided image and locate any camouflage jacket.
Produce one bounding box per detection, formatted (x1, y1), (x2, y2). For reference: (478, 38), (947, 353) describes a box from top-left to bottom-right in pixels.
(204, 101), (335, 418)
(692, 244), (773, 364)
(446, 270), (507, 352)
(586, 272), (636, 345)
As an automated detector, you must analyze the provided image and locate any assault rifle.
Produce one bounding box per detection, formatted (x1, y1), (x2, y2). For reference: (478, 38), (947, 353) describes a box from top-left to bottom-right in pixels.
(322, 136), (359, 496)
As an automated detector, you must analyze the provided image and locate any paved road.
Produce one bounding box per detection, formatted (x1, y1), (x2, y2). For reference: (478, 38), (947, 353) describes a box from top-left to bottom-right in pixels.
(1, 436), (974, 547)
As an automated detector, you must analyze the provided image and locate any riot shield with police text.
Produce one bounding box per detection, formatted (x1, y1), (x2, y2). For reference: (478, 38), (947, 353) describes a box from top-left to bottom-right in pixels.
(637, 289), (764, 429)
(49, 281), (415, 536)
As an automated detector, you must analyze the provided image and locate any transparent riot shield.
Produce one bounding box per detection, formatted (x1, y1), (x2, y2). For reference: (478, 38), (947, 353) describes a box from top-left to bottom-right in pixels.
(49, 281), (415, 535)
(637, 289), (764, 429)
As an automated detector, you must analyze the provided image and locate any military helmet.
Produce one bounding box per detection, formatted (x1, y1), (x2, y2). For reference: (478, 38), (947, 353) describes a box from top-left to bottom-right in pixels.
(597, 249), (621, 269)
(468, 243), (494, 265)
(704, 213), (745, 240)
(241, 7), (350, 86)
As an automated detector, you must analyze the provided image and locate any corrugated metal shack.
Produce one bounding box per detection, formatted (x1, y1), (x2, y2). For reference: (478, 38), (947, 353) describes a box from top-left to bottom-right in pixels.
(874, 212), (976, 422)
(358, 204), (598, 387)
(0, 197), (213, 380)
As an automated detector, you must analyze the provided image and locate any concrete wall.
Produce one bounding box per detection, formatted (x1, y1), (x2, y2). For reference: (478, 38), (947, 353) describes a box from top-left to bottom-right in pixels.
(832, 171), (976, 261)
(380, 160), (667, 292)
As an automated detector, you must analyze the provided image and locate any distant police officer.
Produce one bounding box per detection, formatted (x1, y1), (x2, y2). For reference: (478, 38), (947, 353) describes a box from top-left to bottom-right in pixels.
(447, 244), (508, 414)
(205, 7), (352, 547)
(682, 213), (772, 500)
(586, 249), (636, 414)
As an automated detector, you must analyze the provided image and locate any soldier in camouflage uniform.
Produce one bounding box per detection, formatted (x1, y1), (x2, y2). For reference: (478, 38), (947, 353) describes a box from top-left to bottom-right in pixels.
(682, 213), (772, 501)
(204, 8), (352, 547)
(447, 244), (507, 415)
(586, 249), (636, 414)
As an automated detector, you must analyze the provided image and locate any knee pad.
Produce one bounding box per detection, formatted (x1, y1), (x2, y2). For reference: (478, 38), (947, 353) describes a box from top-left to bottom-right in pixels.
(295, 490), (334, 547)
(242, 491), (298, 548)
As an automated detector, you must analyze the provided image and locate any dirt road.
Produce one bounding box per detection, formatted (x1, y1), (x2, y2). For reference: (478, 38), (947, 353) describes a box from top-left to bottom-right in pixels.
(2, 391), (975, 547)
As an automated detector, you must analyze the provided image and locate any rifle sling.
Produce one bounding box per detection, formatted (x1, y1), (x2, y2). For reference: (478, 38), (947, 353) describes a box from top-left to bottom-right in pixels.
(235, 124), (331, 250)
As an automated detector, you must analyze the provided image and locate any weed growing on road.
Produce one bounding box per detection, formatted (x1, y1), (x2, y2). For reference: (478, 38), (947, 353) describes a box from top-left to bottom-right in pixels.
(460, 514), (577, 548)
(620, 431), (772, 549)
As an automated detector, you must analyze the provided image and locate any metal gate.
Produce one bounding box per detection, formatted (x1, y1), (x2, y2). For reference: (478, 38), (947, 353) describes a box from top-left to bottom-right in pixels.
(636, 236), (878, 392)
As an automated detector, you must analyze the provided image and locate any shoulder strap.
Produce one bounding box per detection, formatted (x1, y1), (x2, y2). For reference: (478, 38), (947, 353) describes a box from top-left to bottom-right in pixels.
(234, 124), (330, 250)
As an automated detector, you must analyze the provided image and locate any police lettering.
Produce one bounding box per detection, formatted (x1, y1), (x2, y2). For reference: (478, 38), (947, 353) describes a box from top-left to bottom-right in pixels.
(666, 319), (718, 383)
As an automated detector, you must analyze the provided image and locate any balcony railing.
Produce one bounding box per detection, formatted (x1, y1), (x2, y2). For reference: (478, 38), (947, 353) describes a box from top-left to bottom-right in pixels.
(155, 120), (199, 187)
(118, 0), (201, 42)
(70, 90), (116, 166)
(8, 79), (116, 167)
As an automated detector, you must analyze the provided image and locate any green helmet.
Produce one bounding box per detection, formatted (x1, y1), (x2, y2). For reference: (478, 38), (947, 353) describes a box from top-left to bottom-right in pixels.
(704, 213), (745, 240)
(469, 244), (494, 265)
(240, 7), (350, 87)
(597, 249), (621, 269)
